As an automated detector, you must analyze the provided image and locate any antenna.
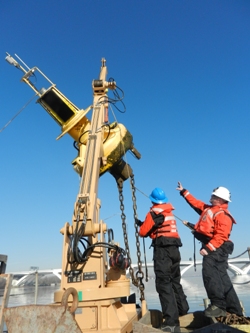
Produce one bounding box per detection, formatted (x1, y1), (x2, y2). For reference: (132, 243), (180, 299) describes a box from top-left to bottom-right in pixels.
(14, 53), (31, 71)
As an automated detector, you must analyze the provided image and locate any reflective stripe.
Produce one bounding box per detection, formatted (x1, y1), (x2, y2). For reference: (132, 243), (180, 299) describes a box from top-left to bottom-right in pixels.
(214, 210), (224, 217)
(184, 191), (190, 197)
(157, 229), (177, 233)
(152, 207), (164, 213)
(149, 207), (180, 239)
(164, 216), (176, 222)
(208, 242), (216, 251)
(207, 209), (213, 218)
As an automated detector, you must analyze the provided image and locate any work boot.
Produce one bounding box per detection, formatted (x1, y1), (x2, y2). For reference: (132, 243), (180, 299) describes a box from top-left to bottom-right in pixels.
(161, 322), (181, 332)
(204, 304), (227, 318)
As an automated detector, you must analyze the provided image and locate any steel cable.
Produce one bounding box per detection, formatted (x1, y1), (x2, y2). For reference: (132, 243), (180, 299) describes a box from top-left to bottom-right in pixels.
(0, 93), (38, 133)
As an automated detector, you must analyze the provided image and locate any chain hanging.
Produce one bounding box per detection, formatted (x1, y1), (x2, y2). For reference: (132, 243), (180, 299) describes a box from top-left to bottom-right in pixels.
(116, 175), (145, 302)
(130, 174), (147, 298)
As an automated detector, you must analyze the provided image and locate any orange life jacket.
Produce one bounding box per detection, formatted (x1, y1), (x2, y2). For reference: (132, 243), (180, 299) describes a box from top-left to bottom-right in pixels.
(150, 206), (180, 239)
(194, 206), (235, 239)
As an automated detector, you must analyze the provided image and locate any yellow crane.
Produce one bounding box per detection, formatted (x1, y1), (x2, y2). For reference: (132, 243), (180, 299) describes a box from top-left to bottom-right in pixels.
(4, 53), (146, 332)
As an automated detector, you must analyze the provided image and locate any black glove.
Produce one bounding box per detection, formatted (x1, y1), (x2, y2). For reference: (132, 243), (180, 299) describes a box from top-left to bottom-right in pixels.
(135, 218), (143, 227)
(186, 222), (195, 230)
(150, 212), (164, 226)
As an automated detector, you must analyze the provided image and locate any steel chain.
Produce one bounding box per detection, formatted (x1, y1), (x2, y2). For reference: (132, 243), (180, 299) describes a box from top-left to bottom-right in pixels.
(217, 313), (250, 325)
(116, 177), (145, 301)
(117, 179), (137, 286)
(130, 174), (145, 300)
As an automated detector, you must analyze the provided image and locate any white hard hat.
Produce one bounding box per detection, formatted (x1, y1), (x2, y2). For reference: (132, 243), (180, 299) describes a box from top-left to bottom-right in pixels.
(212, 187), (231, 202)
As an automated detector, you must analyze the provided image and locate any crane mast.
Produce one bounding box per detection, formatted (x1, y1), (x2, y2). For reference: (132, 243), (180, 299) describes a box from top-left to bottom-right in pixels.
(76, 58), (111, 234)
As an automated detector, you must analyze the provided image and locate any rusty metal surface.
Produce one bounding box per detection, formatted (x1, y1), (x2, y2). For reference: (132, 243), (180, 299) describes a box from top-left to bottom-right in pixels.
(3, 305), (82, 333)
(217, 313), (250, 325)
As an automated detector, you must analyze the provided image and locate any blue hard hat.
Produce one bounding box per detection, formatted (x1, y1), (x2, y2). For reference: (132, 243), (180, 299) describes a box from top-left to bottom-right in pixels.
(149, 187), (168, 204)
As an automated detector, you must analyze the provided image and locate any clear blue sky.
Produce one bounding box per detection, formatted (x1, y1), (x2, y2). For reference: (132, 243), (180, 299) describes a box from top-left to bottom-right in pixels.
(1, 0), (250, 272)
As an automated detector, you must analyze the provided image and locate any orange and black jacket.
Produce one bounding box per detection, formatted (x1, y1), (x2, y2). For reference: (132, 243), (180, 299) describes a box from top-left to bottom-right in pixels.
(180, 189), (236, 251)
(139, 203), (182, 247)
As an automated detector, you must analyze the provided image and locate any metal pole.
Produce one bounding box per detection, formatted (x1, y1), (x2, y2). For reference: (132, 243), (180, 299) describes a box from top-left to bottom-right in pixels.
(0, 274), (13, 333)
(203, 298), (210, 309)
(247, 247), (250, 259)
(240, 301), (245, 317)
(34, 271), (38, 304)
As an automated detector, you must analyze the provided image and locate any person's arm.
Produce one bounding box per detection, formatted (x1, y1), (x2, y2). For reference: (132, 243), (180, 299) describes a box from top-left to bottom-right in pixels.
(138, 212), (155, 237)
(176, 181), (208, 215)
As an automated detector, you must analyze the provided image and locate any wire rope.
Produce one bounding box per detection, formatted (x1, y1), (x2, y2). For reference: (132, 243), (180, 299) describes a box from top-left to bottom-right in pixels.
(0, 93), (38, 133)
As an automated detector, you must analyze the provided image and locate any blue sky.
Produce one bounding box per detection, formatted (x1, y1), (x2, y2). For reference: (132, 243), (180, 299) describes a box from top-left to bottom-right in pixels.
(1, 0), (250, 272)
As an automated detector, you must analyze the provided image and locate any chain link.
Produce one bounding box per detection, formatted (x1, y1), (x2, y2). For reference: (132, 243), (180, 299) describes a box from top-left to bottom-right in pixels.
(217, 313), (250, 325)
(116, 175), (145, 301)
(130, 174), (145, 300)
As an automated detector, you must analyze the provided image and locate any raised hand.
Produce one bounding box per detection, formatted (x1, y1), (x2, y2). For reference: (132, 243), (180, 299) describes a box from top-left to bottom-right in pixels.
(176, 181), (183, 192)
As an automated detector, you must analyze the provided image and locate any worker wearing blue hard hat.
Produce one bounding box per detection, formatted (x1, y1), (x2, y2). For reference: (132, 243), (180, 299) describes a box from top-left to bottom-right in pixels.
(136, 187), (189, 332)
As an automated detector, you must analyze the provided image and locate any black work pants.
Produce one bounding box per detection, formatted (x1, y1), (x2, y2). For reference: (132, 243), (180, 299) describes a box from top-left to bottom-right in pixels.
(202, 244), (243, 316)
(153, 245), (189, 326)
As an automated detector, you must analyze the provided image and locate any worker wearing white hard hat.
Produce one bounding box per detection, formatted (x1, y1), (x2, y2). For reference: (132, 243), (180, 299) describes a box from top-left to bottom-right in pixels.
(176, 182), (243, 319)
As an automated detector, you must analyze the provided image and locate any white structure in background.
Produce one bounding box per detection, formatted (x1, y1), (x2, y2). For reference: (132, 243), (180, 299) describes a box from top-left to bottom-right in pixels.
(132, 258), (250, 277)
(6, 258), (250, 287)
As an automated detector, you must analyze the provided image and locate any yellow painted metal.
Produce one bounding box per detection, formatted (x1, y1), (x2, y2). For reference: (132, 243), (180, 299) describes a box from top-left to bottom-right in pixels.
(6, 55), (142, 332)
(53, 59), (140, 332)
(37, 86), (82, 126)
(22, 73), (134, 177)
(232, 326), (250, 333)
(72, 122), (133, 176)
